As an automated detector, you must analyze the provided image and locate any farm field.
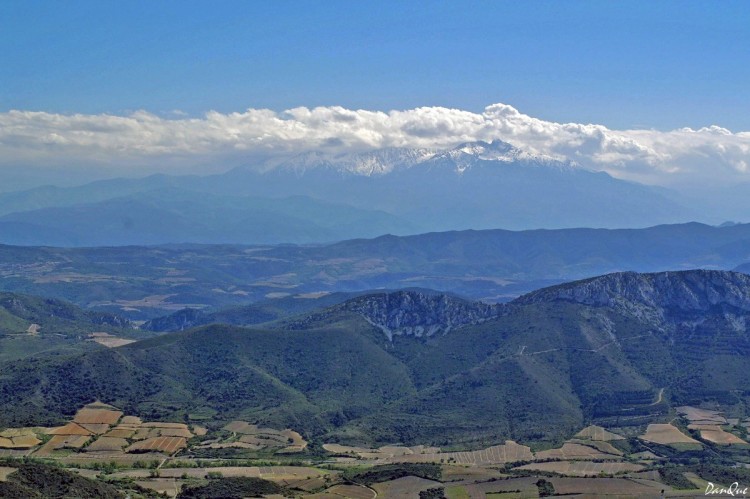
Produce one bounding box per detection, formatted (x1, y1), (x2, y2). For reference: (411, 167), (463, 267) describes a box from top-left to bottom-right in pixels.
(533, 441), (619, 460)
(323, 484), (376, 498)
(677, 405), (749, 446)
(324, 440), (532, 465)
(2, 401), (750, 497)
(514, 460), (644, 476)
(695, 426), (748, 445)
(639, 424), (702, 448)
(371, 476), (442, 497)
(677, 406), (727, 425)
(88, 332), (136, 348)
(549, 477), (664, 496)
(194, 420), (309, 454)
(574, 425), (626, 441)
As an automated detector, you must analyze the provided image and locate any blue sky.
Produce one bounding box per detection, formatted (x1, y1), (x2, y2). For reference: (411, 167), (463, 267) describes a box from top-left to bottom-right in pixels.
(2, 1), (749, 130)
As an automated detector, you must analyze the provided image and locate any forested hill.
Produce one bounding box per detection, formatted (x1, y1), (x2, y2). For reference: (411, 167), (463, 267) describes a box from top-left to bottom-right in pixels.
(1, 270), (749, 448)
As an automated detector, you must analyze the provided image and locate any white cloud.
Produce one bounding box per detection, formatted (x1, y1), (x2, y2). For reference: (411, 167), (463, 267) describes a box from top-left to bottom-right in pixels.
(1, 104), (749, 187)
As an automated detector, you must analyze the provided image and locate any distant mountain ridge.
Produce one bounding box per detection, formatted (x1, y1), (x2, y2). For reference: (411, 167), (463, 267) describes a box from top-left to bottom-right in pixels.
(4, 221), (750, 319)
(0, 140), (704, 246)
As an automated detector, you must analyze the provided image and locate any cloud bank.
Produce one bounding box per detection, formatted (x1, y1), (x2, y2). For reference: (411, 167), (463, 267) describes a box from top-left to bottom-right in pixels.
(1, 103), (749, 186)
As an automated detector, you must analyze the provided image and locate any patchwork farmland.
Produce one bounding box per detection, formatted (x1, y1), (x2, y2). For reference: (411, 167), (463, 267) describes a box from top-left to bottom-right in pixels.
(1, 403), (749, 497)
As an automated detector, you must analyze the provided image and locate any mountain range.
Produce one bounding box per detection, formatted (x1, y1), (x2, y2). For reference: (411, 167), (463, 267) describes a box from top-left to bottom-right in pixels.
(1, 269), (748, 449)
(0, 140), (707, 247)
(3, 221), (750, 319)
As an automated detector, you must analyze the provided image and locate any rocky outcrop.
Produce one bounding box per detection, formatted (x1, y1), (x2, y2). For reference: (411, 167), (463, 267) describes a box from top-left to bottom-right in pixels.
(141, 308), (207, 332)
(338, 290), (500, 339)
(515, 270), (750, 326)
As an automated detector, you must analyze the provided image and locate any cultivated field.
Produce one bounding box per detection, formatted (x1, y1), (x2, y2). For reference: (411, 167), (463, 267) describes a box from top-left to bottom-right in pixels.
(515, 460), (644, 476)
(85, 436), (128, 452)
(323, 484), (376, 499)
(2, 400), (746, 498)
(126, 436), (187, 454)
(199, 421), (308, 453)
(534, 442), (619, 460)
(639, 424), (702, 448)
(695, 426), (748, 445)
(88, 332), (136, 348)
(323, 440), (532, 465)
(574, 425), (625, 441)
(677, 406), (726, 424)
(549, 477), (664, 495)
(464, 476), (540, 497)
(677, 405), (748, 446)
(0, 428), (42, 449)
(372, 476), (442, 497)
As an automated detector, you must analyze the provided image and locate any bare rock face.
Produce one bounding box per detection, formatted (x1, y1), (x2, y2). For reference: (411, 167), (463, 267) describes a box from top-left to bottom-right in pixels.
(515, 270), (750, 328)
(339, 291), (500, 339)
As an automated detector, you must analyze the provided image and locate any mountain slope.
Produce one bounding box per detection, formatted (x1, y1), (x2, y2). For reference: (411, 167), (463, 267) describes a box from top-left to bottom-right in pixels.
(0, 292), (135, 365)
(0, 292), (130, 335)
(516, 269), (750, 323)
(2, 270), (749, 447)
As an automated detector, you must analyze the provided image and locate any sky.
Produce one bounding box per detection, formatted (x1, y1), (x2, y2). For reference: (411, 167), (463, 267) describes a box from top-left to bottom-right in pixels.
(1, 1), (749, 189)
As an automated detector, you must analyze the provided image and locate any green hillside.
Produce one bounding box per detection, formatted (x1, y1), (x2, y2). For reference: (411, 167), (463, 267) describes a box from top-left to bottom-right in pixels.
(0, 270), (748, 449)
(0, 292), (137, 364)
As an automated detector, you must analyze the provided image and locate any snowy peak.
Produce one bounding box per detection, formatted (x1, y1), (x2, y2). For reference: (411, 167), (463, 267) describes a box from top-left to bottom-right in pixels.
(270, 147), (438, 176)
(265, 140), (577, 176)
(431, 140), (578, 173)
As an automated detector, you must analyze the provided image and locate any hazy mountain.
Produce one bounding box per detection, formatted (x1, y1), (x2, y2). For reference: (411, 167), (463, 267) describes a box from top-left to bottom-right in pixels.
(2, 270), (749, 448)
(0, 140), (705, 247)
(0, 189), (416, 246)
(225, 140), (698, 231)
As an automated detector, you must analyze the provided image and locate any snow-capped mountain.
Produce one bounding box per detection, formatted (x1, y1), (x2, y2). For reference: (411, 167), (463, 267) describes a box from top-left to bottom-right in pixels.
(265, 140), (576, 176)
(0, 138), (702, 247)
(431, 140), (577, 173)
(267, 147), (438, 176)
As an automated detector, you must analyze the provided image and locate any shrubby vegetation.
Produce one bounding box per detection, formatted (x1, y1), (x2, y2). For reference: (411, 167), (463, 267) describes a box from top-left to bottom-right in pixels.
(0, 461), (123, 498)
(342, 463), (442, 485)
(177, 477), (285, 498)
